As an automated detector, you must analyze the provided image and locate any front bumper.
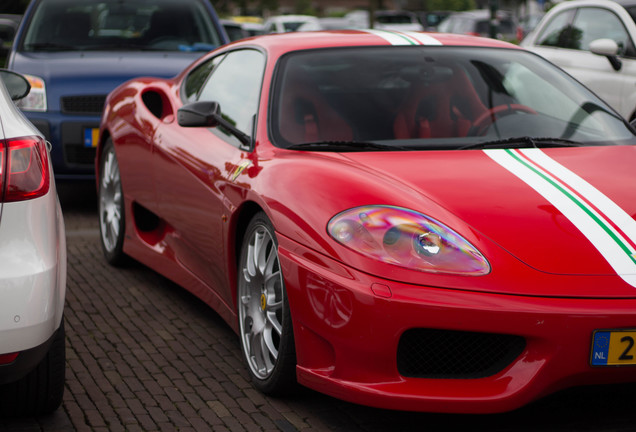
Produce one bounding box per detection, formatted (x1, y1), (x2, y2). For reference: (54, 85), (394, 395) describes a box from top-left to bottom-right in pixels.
(26, 111), (99, 180)
(278, 234), (636, 414)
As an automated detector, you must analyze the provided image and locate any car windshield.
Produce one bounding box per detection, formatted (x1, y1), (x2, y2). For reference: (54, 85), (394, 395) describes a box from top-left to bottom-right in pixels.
(270, 46), (636, 151)
(20, 0), (223, 52)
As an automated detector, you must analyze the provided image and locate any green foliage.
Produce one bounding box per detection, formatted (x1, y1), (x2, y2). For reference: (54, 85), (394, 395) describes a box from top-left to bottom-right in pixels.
(426, 0), (476, 11)
(294, 0), (316, 15)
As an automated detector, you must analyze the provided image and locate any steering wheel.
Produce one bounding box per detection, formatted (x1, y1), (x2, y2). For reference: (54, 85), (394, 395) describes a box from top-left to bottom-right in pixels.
(467, 104), (537, 136)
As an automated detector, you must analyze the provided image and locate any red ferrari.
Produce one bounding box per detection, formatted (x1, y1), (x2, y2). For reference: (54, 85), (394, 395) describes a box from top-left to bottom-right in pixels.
(96, 30), (636, 413)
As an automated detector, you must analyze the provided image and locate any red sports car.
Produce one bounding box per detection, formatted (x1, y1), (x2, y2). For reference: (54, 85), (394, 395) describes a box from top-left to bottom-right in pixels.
(96, 30), (636, 413)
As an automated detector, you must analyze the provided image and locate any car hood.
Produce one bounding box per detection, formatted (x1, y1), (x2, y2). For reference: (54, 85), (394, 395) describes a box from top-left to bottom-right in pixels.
(9, 51), (202, 109)
(340, 145), (636, 281)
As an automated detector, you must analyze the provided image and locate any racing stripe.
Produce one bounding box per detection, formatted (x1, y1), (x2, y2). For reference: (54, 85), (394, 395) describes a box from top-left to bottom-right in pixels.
(485, 148), (636, 287)
(398, 31), (442, 46)
(364, 29), (441, 46)
(520, 148), (636, 245)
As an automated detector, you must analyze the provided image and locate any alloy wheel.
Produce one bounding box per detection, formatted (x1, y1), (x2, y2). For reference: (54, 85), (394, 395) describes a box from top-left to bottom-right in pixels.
(238, 223), (285, 380)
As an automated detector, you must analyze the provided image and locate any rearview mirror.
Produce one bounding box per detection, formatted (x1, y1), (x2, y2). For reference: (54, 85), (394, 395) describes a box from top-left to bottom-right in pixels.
(0, 69), (31, 101)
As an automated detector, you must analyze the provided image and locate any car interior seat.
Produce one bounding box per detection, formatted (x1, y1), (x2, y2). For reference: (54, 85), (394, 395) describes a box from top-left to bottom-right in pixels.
(393, 68), (487, 139)
(277, 68), (354, 144)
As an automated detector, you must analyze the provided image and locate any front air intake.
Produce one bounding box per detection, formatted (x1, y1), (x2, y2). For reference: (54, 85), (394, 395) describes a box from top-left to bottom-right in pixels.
(397, 328), (525, 379)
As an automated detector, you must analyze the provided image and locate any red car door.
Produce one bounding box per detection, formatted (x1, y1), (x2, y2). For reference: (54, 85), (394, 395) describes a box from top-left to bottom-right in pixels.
(152, 49), (266, 307)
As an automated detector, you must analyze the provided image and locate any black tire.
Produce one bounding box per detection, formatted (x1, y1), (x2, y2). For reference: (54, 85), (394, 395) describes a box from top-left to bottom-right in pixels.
(237, 212), (297, 395)
(98, 139), (128, 266)
(0, 320), (66, 417)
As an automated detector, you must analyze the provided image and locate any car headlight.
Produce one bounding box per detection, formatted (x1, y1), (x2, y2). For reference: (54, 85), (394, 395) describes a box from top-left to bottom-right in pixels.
(328, 205), (490, 275)
(15, 74), (47, 112)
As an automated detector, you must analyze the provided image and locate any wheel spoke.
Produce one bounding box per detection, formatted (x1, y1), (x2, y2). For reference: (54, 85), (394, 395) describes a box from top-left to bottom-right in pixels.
(266, 310), (282, 336)
(264, 269), (281, 288)
(262, 324), (278, 360)
(256, 232), (270, 274)
(246, 242), (257, 279)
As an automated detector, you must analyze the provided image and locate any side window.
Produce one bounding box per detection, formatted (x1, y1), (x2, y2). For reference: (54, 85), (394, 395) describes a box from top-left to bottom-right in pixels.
(537, 9), (575, 48)
(573, 8), (632, 54)
(537, 9), (576, 48)
(538, 7), (634, 54)
(182, 54), (225, 103)
(197, 49), (265, 146)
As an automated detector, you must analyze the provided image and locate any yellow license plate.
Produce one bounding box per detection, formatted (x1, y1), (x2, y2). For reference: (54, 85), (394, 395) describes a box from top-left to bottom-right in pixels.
(591, 330), (636, 366)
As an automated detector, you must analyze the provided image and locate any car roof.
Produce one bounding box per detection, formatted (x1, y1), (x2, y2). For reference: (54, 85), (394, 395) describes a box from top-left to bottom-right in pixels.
(265, 15), (318, 23)
(614, 0), (636, 7)
(224, 29), (518, 53)
(557, 0), (635, 7)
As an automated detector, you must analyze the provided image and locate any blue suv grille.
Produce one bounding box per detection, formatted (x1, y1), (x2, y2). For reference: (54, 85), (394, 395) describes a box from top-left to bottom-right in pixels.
(60, 95), (106, 115)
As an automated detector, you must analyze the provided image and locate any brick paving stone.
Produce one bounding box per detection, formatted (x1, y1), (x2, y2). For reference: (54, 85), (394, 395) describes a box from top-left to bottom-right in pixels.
(147, 405), (170, 424)
(198, 406), (224, 426)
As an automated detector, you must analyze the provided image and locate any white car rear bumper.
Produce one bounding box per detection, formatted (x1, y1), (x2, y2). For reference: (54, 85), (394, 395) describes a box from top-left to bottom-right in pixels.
(0, 186), (66, 355)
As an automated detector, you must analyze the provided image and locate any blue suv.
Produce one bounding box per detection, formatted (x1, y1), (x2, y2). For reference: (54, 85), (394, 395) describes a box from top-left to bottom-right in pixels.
(8, 0), (228, 180)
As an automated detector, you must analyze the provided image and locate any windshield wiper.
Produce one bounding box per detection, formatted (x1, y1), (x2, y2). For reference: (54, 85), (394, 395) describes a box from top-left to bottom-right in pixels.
(89, 43), (154, 51)
(26, 42), (78, 51)
(458, 136), (584, 150)
(286, 140), (408, 152)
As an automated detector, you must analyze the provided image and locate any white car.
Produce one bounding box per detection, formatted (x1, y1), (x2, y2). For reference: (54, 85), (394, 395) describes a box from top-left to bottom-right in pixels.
(521, 0), (636, 120)
(263, 15), (319, 33)
(0, 70), (66, 416)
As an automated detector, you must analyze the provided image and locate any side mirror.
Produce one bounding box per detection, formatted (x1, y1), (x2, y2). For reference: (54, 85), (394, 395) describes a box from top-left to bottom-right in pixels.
(0, 69), (31, 101)
(177, 101), (221, 127)
(177, 101), (252, 147)
(589, 38), (622, 71)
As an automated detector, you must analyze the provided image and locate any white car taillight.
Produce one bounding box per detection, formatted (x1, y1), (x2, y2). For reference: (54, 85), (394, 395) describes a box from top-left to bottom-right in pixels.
(0, 136), (50, 202)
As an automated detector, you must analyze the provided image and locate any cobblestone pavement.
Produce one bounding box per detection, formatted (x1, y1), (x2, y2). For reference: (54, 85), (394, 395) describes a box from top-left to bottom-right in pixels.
(2, 182), (636, 431)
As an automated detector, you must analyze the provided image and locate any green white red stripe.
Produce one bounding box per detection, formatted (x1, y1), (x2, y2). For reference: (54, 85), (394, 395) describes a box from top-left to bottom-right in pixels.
(485, 148), (636, 287)
(365, 29), (442, 46)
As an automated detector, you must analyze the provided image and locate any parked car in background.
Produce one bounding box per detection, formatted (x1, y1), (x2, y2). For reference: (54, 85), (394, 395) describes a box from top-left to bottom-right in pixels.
(297, 17), (362, 31)
(375, 10), (423, 31)
(521, 0), (636, 120)
(418, 10), (451, 31)
(98, 29), (636, 413)
(231, 16), (266, 37)
(345, 9), (424, 31)
(222, 19), (248, 41)
(7, 0), (228, 181)
(263, 15), (319, 33)
(0, 69), (66, 416)
(240, 22), (266, 37)
(437, 9), (519, 41)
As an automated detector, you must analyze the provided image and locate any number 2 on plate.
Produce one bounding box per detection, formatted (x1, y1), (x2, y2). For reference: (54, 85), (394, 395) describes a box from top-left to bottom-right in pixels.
(619, 335), (635, 361)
